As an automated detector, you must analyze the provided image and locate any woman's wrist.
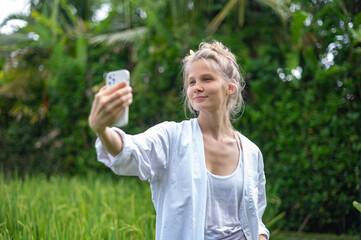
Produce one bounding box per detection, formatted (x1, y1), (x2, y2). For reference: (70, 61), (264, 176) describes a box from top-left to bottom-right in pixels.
(89, 120), (109, 137)
(97, 127), (124, 156)
(93, 126), (107, 137)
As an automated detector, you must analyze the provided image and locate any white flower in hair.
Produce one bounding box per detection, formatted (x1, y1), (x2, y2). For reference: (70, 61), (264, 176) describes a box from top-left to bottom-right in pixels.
(189, 50), (195, 60)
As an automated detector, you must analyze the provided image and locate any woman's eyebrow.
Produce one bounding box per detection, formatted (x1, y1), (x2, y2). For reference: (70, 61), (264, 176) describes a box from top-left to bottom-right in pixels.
(200, 73), (214, 78)
(187, 76), (195, 81)
(188, 72), (214, 80)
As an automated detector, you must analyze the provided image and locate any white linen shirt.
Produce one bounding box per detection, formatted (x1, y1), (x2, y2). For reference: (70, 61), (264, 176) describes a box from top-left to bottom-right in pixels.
(96, 118), (269, 240)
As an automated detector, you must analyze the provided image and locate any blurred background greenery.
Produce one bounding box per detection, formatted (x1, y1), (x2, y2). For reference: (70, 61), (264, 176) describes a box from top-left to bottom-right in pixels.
(0, 0), (360, 237)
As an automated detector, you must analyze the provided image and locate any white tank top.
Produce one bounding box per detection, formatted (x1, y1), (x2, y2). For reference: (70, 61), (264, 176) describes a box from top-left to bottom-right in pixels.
(204, 136), (244, 239)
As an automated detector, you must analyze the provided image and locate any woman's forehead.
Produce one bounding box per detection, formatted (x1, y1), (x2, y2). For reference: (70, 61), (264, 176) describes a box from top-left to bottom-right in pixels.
(188, 59), (219, 76)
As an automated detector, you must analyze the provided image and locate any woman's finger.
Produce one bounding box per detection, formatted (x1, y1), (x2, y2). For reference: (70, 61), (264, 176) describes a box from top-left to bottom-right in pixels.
(99, 85), (107, 92)
(106, 92), (133, 113)
(105, 86), (133, 103)
(104, 81), (128, 95)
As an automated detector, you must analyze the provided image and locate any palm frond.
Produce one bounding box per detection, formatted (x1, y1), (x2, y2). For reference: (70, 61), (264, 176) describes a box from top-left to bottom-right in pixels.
(0, 13), (29, 27)
(0, 33), (31, 56)
(354, 201), (361, 213)
(89, 26), (148, 45)
(31, 11), (64, 36)
(207, 0), (240, 33)
(207, 0), (292, 34)
(256, 0), (292, 21)
(0, 33), (30, 45)
(238, 0), (245, 26)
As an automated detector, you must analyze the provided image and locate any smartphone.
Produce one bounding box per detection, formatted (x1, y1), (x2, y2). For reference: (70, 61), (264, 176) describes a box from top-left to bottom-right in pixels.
(105, 69), (130, 127)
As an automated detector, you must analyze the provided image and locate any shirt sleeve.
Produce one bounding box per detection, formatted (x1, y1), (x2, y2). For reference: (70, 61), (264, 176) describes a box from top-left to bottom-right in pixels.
(95, 121), (175, 181)
(257, 150), (270, 239)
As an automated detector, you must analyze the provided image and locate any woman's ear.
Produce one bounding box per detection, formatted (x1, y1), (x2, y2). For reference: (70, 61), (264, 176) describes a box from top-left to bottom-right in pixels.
(226, 79), (237, 95)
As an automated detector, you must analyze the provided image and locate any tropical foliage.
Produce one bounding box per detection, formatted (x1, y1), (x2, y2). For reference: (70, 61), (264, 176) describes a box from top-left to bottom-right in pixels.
(354, 201), (361, 213)
(0, 0), (360, 235)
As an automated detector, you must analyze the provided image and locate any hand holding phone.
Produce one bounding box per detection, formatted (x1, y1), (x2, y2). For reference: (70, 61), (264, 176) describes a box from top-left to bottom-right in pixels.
(105, 69), (130, 127)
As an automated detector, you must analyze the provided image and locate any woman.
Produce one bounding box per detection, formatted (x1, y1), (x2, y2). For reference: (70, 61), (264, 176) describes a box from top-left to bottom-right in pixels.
(89, 41), (269, 240)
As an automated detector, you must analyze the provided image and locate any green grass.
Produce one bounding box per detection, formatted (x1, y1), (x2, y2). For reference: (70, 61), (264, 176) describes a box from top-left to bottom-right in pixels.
(1, 172), (359, 240)
(0, 172), (156, 239)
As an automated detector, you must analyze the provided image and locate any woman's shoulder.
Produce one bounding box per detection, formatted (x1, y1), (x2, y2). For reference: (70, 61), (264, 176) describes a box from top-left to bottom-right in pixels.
(154, 118), (196, 130)
(147, 118), (196, 135)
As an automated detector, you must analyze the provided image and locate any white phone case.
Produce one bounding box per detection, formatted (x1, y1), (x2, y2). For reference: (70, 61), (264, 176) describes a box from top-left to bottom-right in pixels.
(105, 69), (130, 127)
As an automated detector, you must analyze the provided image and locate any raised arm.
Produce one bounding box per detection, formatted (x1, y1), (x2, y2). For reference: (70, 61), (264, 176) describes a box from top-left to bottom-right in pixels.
(88, 81), (133, 156)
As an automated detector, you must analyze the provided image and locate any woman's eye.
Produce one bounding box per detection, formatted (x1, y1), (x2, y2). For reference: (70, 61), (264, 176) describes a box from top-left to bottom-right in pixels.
(204, 77), (212, 81)
(189, 80), (196, 85)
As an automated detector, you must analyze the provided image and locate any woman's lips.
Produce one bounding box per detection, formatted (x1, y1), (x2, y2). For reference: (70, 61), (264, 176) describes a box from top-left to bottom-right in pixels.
(194, 96), (207, 101)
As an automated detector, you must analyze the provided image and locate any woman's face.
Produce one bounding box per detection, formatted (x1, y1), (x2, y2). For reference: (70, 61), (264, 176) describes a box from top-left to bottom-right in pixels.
(186, 59), (229, 114)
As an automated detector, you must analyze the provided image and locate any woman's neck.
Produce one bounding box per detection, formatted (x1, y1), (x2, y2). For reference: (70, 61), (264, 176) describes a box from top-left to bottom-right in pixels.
(197, 111), (234, 140)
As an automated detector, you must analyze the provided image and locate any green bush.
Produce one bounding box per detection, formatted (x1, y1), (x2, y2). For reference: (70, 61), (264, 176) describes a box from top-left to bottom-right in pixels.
(231, 1), (361, 234)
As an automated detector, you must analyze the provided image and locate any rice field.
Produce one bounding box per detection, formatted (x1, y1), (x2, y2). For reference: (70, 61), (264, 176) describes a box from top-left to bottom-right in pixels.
(0, 172), (156, 239)
(0, 170), (287, 239)
(2, 172), (358, 240)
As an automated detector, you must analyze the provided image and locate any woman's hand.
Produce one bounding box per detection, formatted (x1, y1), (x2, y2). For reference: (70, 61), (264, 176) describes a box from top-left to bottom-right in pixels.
(89, 81), (133, 135)
(88, 82), (133, 156)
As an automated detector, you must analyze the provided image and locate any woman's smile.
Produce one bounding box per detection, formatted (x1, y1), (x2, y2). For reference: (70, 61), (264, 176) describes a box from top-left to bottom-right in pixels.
(194, 96), (208, 101)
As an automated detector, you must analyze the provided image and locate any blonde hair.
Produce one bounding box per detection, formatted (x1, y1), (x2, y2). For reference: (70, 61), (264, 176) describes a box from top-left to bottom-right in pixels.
(182, 40), (245, 122)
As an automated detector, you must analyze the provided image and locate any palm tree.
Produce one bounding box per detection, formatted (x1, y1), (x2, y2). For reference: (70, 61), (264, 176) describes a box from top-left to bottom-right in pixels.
(88, 0), (292, 46)
(206, 0), (291, 33)
(0, 0), (88, 123)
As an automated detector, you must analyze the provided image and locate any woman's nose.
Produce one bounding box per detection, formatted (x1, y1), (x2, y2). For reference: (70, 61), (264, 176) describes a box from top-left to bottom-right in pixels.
(193, 82), (203, 92)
